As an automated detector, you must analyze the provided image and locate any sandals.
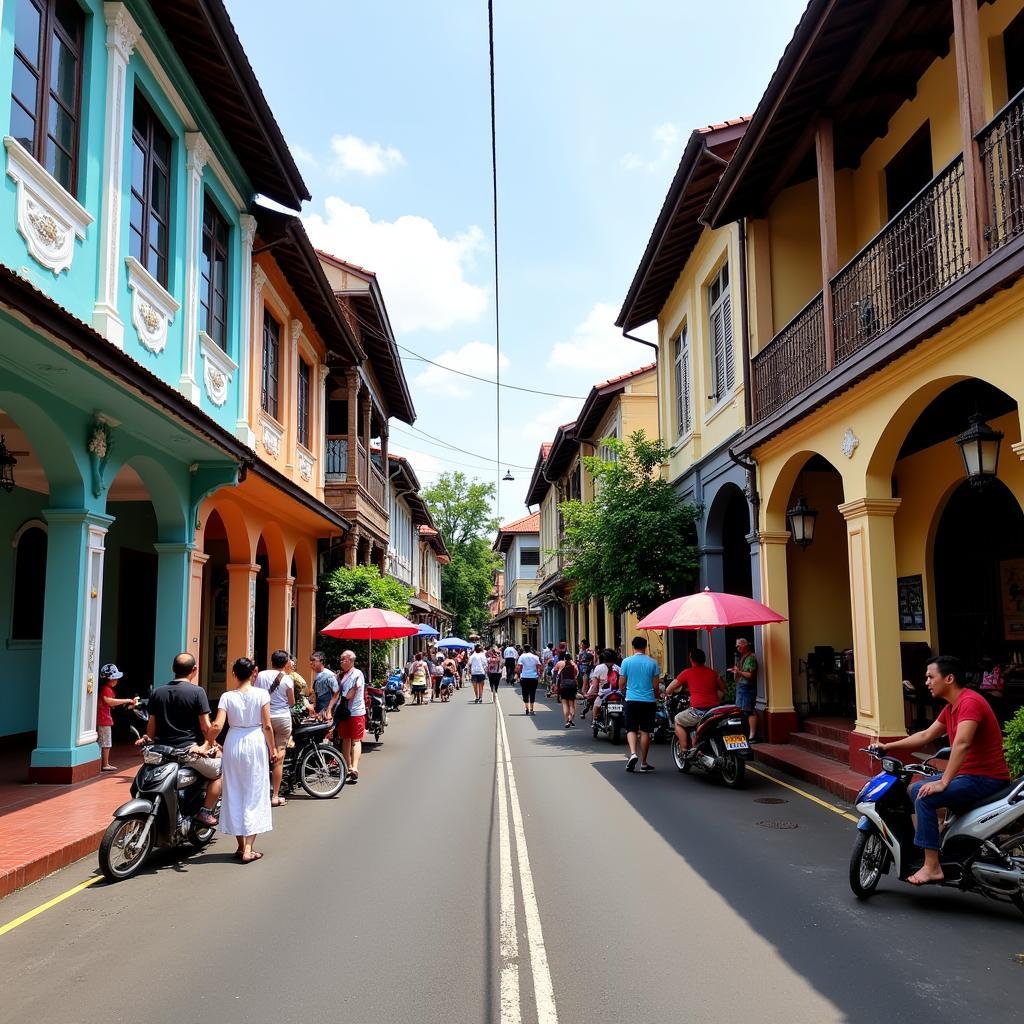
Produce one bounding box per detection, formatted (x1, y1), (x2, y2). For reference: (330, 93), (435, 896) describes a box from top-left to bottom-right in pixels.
(271, 797), (287, 807)
(348, 769), (359, 784)
(195, 809), (219, 826)
(240, 851), (264, 864)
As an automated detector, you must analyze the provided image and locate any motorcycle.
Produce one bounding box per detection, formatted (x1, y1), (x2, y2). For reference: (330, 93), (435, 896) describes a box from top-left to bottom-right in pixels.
(850, 747), (1024, 915)
(366, 686), (388, 743)
(651, 700), (673, 744)
(384, 677), (406, 711)
(278, 709), (347, 799)
(98, 742), (219, 882)
(591, 689), (626, 744)
(668, 694), (750, 788)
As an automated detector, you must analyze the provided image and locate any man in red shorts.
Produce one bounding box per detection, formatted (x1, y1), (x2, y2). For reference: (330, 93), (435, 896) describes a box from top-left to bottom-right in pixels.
(329, 649), (366, 784)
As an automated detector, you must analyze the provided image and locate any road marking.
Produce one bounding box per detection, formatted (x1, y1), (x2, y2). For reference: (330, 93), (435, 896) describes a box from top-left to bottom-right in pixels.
(747, 764), (860, 823)
(495, 710), (521, 1024)
(0, 875), (101, 938)
(497, 696), (558, 1024)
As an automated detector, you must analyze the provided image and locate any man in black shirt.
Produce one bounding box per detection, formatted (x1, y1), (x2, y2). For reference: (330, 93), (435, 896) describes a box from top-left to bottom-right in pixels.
(139, 653), (222, 826)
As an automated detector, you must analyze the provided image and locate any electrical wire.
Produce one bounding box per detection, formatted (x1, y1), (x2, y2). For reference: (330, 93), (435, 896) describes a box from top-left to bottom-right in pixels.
(391, 423), (535, 471)
(488, 0), (502, 518)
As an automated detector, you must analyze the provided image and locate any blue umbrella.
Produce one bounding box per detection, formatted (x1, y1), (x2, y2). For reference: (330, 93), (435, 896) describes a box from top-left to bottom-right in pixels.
(438, 636), (473, 649)
(416, 623), (440, 637)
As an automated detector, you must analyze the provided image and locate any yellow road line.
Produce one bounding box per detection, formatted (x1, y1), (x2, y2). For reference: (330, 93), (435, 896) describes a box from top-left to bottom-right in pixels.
(0, 875), (101, 938)
(747, 764), (860, 823)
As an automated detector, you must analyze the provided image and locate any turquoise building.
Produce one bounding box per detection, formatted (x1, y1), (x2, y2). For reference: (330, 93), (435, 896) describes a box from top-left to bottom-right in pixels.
(0, 0), (308, 780)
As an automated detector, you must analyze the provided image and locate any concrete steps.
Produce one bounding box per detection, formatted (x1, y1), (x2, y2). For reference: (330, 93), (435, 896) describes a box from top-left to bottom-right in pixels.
(753, 743), (867, 803)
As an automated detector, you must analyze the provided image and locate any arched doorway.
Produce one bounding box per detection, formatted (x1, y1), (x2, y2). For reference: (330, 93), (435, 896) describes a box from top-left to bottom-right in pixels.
(201, 509), (231, 697)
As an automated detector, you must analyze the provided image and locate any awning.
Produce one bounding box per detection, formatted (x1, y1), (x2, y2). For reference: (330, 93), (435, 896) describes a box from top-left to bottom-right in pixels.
(409, 597), (433, 613)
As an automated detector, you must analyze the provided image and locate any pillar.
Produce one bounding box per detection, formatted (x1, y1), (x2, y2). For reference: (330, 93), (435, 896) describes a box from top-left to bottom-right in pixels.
(295, 583), (317, 670)
(226, 562), (260, 682)
(839, 498), (906, 773)
(153, 542), (193, 687)
(346, 370), (359, 481)
(758, 531), (797, 743)
(586, 599), (598, 647)
(952, 0), (987, 265)
(186, 550), (209, 660)
(180, 132), (213, 402)
(235, 214), (258, 445)
(343, 535), (358, 568)
(92, 3), (141, 346)
(266, 575), (295, 655)
(31, 510), (114, 783)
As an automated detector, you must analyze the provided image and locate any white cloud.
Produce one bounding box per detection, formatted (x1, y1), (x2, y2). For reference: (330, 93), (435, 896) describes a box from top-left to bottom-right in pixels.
(621, 121), (681, 172)
(414, 340), (509, 399)
(330, 134), (405, 177)
(388, 441), (445, 484)
(303, 197), (488, 333)
(547, 303), (655, 380)
(290, 143), (318, 169)
(523, 397), (582, 446)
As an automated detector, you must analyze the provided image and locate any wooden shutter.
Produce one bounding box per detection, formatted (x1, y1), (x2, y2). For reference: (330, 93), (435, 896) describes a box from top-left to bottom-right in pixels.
(722, 292), (735, 392)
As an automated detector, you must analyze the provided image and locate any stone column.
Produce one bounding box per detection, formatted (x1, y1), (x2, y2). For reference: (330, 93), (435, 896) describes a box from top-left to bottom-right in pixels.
(153, 542), (193, 686)
(266, 575), (295, 655)
(839, 497), (906, 773)
(295, 583), (317, 670)
(226, 562), (260, 682)
(235, 214), (258, 445)
(757, 531), (797, 743)
(186, 550), (210, 661)
(180, 132), (212, 403)
(92, 3), (141, 346)
(31, 510), (114, 782)
(586, 599), (598, 646)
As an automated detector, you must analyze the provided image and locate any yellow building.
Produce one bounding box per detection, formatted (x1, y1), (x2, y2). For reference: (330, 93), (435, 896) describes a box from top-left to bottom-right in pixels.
(491, 512), (541, 649)
(526, 366), (663, 664)
(702, 0), (1024, 774)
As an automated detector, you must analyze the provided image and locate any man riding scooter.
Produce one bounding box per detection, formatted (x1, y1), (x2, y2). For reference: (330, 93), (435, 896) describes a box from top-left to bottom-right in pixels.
(136, 652), (222, 828)
(665, 648), (725, 758)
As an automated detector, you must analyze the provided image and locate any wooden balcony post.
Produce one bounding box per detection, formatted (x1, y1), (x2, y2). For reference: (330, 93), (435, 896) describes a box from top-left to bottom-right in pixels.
(815, 119), (838, 370)
(346, 369), (359, 481)
(952, 0), (987, 264)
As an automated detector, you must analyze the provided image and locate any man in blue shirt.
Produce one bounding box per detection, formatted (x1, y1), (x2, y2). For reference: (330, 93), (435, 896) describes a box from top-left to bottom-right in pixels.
(619, 636), (661, 773)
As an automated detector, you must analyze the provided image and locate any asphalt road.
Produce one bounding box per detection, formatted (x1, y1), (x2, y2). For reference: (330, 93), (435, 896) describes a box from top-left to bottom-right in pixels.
(2, 686), (1023, 1024)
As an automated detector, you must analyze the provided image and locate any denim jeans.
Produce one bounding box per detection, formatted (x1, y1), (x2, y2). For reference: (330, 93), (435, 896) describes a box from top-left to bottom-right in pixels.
(910, 774), (1008, 850)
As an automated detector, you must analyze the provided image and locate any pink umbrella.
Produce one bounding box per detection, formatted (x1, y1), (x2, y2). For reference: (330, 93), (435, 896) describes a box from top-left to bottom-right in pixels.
(636, 587), (785, 669)
(321, 608), (418, 684)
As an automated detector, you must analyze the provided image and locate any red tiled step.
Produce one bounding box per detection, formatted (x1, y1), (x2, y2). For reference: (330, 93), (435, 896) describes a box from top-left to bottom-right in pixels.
(753, 743), (867, 804)
(789, 730), (851, 765)
(802, 717), (855, 744)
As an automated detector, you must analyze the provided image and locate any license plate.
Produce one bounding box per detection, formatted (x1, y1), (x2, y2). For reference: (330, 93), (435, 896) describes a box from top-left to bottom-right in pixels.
(723, 735), (748, 750)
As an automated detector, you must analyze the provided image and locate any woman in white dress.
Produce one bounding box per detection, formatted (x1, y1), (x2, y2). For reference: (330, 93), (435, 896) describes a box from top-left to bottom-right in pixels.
(206, 657), (279, 863)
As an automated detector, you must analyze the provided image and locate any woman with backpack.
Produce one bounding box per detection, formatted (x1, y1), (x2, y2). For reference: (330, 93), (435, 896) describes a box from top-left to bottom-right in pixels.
(555, 651), (579, 727)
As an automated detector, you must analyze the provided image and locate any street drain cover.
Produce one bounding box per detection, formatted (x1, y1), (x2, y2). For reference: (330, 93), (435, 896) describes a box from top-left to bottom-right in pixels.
(754, 797), (788, 804)
(757, 819), (799, 830)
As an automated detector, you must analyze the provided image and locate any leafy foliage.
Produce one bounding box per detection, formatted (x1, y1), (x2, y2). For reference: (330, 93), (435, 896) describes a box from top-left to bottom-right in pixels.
(423, 472), (502, 637)
(317, 564), (414, 682)
(558, 430), (700, 617)
(1004, 706), (1024, 777)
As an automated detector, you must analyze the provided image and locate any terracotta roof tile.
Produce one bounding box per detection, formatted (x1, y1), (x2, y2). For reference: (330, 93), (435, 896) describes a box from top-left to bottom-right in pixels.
(497, 511), (541, 534)
(594, 362), (656, 392)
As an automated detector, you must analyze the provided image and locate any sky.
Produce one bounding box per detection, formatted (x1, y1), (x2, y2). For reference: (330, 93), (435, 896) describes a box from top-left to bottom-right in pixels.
(228, 0), (808, 523)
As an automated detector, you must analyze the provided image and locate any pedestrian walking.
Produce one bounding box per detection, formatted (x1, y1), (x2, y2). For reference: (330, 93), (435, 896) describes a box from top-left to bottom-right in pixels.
(486, 645), (502, 701)
(619, 636), (661, 773)
(96, 663), (137, 771)
(468, 643), (488, 703)
(409, 651), (430, 705)
(516, 644), (543, 715)
(254, 649), (295, 806)
(726, 638), (759, 743)
(430, 654), (444, 702)
(503, 642), (518, 685)
(329, 649), (366, 783)
(555, 651), (579, 727)
(206, 657), (278, 864)
(576, 640), (594, 691)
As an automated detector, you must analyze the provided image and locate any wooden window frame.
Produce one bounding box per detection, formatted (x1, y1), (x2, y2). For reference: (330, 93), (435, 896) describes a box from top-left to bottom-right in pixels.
(261, 309), (281, 421)
(296, 356), (310, 449)
(200, 193), (230, 350)
(673, 324), (691, 436)
(129, 90), (172, 287)
(708, 262), (735, 404)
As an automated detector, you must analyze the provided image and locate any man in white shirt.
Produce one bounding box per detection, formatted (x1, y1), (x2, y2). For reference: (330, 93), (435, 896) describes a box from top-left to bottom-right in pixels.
(327, 649), (366, 783)
(503, 643), (518, 686)
(516, 644), (543, 715)
(468, 643), (489, 704)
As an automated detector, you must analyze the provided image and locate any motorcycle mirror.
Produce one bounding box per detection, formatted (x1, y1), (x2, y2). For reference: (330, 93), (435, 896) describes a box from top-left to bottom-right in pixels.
(930, 746), (952, 761)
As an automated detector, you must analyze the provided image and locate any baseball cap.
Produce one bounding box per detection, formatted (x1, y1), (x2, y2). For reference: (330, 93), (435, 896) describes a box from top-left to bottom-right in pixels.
(99, 663), (123, 679)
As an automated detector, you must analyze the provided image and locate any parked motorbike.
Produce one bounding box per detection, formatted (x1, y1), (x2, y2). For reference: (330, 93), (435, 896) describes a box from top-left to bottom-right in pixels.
(384, 677), (406, 711)
(98, 743), (218, 882)
(591, 690), (626, 744)
(651, 700), (673, 744)
(278, 709), (347, 799)
(366, 686), (388, 743)
(668, 694), (750, 788)
(850, 747), (1024, 914)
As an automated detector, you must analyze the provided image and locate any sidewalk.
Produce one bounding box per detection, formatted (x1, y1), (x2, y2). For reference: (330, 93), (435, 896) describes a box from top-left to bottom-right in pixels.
(0, 738), (139, 901)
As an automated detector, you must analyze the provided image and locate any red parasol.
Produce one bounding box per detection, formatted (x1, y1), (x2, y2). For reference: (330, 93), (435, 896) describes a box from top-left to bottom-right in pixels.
(320, 608), (418, 684)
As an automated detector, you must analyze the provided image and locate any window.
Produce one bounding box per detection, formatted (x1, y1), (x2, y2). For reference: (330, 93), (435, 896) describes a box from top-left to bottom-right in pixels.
(11, 0), (84, 193)
(520, 548), (540, 567)
(1005, 10), (1024, 103)
(708, 263), (734, 403)
(673, 325), (691, 435)
(261, 310), (280, 419)
(884, 123), (932, 219)
(297, 358), (310, 448)
(11, 524), (47, 640)
(129, 92), (172, 286)
(200, 195), (230, 349)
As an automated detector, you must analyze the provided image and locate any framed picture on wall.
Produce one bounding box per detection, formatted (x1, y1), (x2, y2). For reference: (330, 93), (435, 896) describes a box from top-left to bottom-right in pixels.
(1000, 559), (1024, 640)
(897, 574), (925, 631)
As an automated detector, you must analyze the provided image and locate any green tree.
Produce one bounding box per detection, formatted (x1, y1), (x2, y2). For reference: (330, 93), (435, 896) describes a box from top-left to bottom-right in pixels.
(423, 472), (502, 637)
(317, 564), (414, 683)
(558, 430), (699, 617)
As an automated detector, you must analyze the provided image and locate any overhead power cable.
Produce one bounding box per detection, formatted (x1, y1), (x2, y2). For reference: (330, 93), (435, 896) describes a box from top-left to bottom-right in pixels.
(391, 423), (535, 471)
(488, 0), (502, 517)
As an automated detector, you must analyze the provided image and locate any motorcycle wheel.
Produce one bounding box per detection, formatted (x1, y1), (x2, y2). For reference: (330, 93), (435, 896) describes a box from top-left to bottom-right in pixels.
(189, 822), (217, 848)
(298, 742), (347, 798)
(672, 737), (690, 773)
(98, 813), (152, 882)
(720, 753), (746, 788)
(609, 720), (622, 745)
(849, 827), (889, 898)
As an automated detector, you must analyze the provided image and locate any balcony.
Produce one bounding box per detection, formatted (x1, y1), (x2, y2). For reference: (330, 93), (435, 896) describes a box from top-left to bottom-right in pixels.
(751, 92), (1024, 427)
(323, 435), (389, 540)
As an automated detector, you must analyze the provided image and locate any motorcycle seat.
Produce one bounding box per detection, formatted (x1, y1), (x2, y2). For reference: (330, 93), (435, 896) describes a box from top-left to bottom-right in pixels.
(293, 721), (331, 740)
(965, 776), (1024, 807)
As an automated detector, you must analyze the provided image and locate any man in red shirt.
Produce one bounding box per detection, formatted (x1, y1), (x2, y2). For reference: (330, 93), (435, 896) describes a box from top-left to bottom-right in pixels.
(876, 655), (1010, 886)
(665, 649), (725, 756)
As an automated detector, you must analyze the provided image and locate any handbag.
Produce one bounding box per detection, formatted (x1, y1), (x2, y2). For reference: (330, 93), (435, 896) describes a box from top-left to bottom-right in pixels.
(334, 669), (353, 721)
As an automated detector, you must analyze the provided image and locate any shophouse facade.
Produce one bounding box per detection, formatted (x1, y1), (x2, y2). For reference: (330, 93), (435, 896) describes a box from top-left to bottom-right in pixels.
(491, 512), (540, 648)
(703, 0), (1024, 772)
(0, 0), (311, 779)
(616, 120), (759, 675)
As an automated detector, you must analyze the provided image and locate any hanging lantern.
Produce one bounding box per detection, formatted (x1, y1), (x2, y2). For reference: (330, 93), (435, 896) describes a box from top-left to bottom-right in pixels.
(502, 468), (515, 481)
(787, 494), (818, 548)
(955, 413), (1003, 487)
(0, 435), (16, 493)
